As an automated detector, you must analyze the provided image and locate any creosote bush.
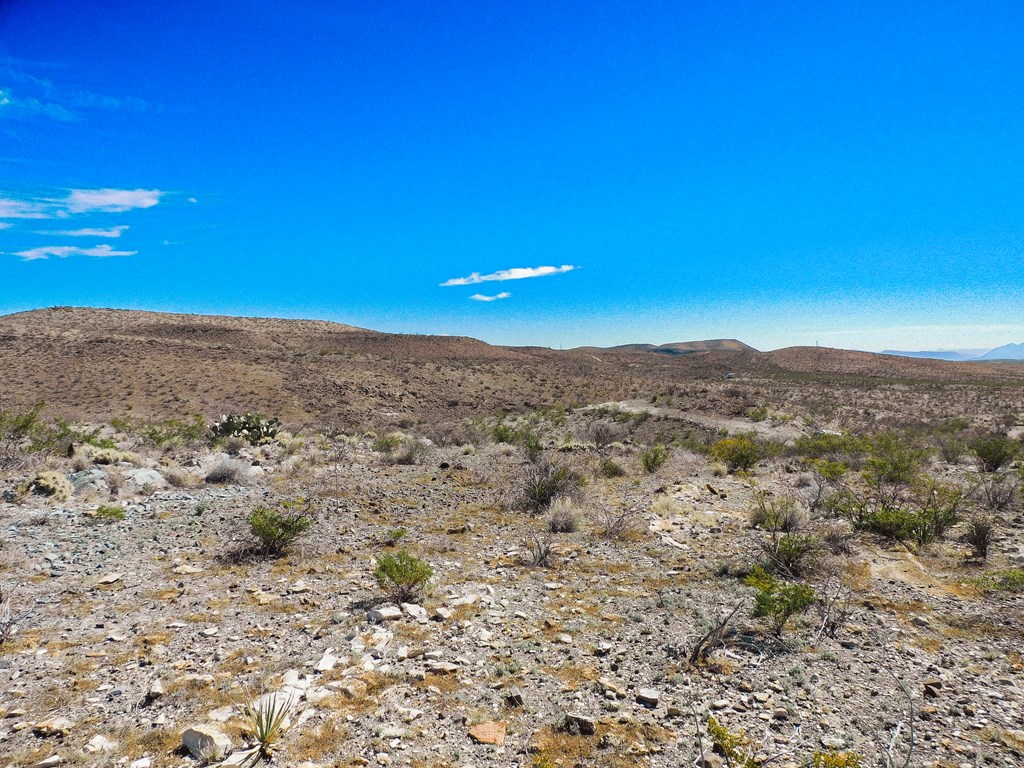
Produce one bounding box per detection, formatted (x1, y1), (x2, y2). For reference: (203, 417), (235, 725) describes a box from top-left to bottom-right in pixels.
(745, 566), (816, 636)
(374, 549), (433, 603)
(599, 457), (626, 478)
(969, 434), (1019, 472)
(710, 434), (762, 472)
(249, 505), (314, 557)
(749, 492), (806, 533)
(93, 505), (126, 522)
(639, 444), (669, 473)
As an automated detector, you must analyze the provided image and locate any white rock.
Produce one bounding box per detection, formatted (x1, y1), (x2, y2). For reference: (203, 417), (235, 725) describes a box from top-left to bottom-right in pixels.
(368, 606), (403, 623)
(181, 724), (232, 760)
(315, 650), (339, 672)
(83, 734), (117, 753)
(31, 757), (62, 768)
(128, 759), (152, 768)
(123, 468), (168, 493)
(401, 603), (427, 619)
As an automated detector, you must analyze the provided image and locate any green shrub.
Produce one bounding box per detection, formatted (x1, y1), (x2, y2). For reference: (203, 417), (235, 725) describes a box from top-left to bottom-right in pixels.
(374, 549), (433, 603)
(371, 434), (402, 454)
(210, 413), (281, 446)
(749, 492), (804, 532)
(745, 566), (816, 636)
(863, 432), (929, 486)
(963, 515), (995, 560)
(975, 568), (1024, 592)
(93, 505), (126, 522)
(0, 402), (68, 467)
(970, 434), (1019, 472)
(510, 460), (584, 515)
(706, 717), (759, 768)
(639, 444), (669, 473)
(763, 533), (819, 576)
(710, 434), (762, 472)
(492, 423), (519, 444)
(112, 415), (208, 447)
(599, 457), (626, 478)
(811, 751), (863, 768)
(249, 506), (314, 557)
(794, 432), (868, 463)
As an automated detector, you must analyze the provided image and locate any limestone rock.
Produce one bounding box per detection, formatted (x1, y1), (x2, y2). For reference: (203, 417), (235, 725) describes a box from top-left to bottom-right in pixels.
(468, 720), (507, 745)
(181, 724), (232, 760)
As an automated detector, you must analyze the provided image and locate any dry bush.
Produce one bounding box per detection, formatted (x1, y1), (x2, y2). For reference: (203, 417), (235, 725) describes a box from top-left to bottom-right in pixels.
(506, 459), (584, 515)
(205, 458), (250, 485)
(521, 533), (557, 567)
(975, 472), (1020, 511)
(963, 515), (996, 560)
(164, 466), (194, 488)
(749, 491), (808, 532)
(547, 496), (580, 533)
(596, 505), (642, 540)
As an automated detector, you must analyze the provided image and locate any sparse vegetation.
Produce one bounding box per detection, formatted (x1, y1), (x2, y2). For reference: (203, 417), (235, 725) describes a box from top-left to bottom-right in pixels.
(710, 433), (762, 472)
(745, 566), (816, 636)
(211, 412), (281, 446)
(374, 549), (433, 603)
(969, 433), (1019, 472)
(509, 459), (584, 514)
(248, 504), (314, 557)
(639, 443), (669, 473)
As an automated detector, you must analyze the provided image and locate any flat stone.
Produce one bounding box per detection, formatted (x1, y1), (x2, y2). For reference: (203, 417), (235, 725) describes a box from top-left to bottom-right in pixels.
(181, 724), (232, 760)
(31, 757), (62, 768)
(315, 650), (339, 672)
(368, 606), (403, 623)
(84, 734), (117, 753)
(33, 717), (75, 738)
(468, 721), (507, 745)
(563, 712), (596, 735)
(172, 564), (204, 575)
(636, 688), (661, 708)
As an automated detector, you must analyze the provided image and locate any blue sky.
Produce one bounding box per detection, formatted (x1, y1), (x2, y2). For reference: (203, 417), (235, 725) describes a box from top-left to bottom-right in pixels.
(2, 1), (1023, 352)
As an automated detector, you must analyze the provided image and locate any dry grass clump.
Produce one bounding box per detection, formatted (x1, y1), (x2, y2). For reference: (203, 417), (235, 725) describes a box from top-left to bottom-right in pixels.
(507, 459), (585, 515)
(206, 458), (250, 485)
(522, 533), (558, 568)
(547, 496), (580, 533)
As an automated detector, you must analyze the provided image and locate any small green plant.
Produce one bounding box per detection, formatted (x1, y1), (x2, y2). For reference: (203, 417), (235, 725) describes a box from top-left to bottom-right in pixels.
(969, 434), (1019, 472)
(374, 549), (433, 603)
(763, 532), (819, 576)
(710, 434), (762, 472)
(384, 527), (408, 546)
(510, 460), (584, 515)
(745, 566), (815, 636)
(599, 457), (626, 478)
(972, 568), (1024, 592)
(639, 444), (669, 473)
(810, 750), (863, 768)
(546, 496), (579, 533)
(244, 692), (293, 760)
(706, 716), (760, 768)
(249, 506), (314, 557)
(210, 413), (281, 446)
(371, 433), (402, 454)
(749, 492), (805, 532)
(94, 505), (126, 522)
(748, 405), (769, 422)
(864, 432), (929, 486)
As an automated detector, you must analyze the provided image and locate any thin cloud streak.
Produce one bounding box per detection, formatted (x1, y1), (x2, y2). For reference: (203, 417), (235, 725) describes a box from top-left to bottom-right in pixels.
(469, 292), (512, 302)
(11, 244), (137, 261)
(66, 188), (162, 213)
(43, 225), (130, 237)
(441, 264), (575, 286)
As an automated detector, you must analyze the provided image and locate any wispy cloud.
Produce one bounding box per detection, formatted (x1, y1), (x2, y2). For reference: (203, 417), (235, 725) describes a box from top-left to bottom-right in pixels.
(441, 264), (576, 287)
(11, 244), (137, 261)
(470, 292), (512, 302)
(66, 188), (162, 213)
(0, 222), (11, 229)
(0, 189), (164, 221)
(0, 61), (150, 123)
(41, 225), (129, 238)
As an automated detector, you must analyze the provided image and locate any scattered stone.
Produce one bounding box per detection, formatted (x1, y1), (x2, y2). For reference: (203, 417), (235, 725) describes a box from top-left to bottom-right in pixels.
(431, 606), (452, 621)
(636, 689), (661, 708)
(368, 606), (403, 623)
(33, 718), (74, 738)
(181, 724), (232, 760)
(506, 686), (525, 708)
(468, 721), (507, 745)
(563, 713), (596, 736)
(30, 756), (62, 768)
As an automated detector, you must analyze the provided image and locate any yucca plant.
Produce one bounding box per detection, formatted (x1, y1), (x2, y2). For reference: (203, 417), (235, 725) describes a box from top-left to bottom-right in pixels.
(244, 692), (293, 761)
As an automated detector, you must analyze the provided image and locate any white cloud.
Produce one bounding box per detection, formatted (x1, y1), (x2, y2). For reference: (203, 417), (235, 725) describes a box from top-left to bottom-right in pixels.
(441, 264), (576, 287)
(12, 244), (137, 261)
(43, 225), (130, 238)
(0, 222), (11, 229)
(65, 188), (162, 213)
(0, 197), (50, 219)
(188, 197), (198, 204)
(470, 292), (512, 302)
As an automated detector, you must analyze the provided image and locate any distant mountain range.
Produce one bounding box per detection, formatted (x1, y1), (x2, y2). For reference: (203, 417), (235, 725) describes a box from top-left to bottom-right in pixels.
(882, 342), (1024, 361)
(573, 339), (757, 355)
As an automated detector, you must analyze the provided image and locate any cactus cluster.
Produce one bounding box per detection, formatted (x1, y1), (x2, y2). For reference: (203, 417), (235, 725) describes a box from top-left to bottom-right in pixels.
(210, 413), (281, 446)
(19, 470), (73, 502)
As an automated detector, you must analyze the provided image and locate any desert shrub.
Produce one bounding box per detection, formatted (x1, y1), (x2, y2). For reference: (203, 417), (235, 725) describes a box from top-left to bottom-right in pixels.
(249, 506), (314, 557)
(794, 431), (869, 465)
(93, 505), (126, 522)
(706, 717), (758, 768)
(908, 480), (967, 549)
(596, 505), (641, 540)
(974, 568), (1024, 593)
(0, 402), (67, 468)
(163, 467), (193, 488)
(588, 420), (623, 448)
(811, 750), (863, 768)
(745, 566), (816, 636)
(374, 549), (433, 603)
(970, 434), (1019, 472)
(749, 492), (806, 533)
(598, 457), (625, 478)
(837, 479), (966, 550)
(547, 497), (580, 533)
(762, 532), (819, 576)
(710, 462), (727, 477)
(82, 446), (137, 465)
(244, 692), (292, 761)
(112, 415), (207, 448)
(976, 472), (1020, 511)
(510, 460), (584, 515)
(748, 405), (769, 422)
(19, 470), (72, 501)
(210, 413), (281, 446)
(963, 515), (995, 560)
(205, 459), (249, 485)
(863, 432), (929, 486)
(492, 422), (543, 461)
(492, 423), (519, 444)
(392, 438), (430, 465)
(639, 444), (669, 473)
(710, 433), (762, 472)
(521, 533), (557, 567)
(371, 433), (402, 454)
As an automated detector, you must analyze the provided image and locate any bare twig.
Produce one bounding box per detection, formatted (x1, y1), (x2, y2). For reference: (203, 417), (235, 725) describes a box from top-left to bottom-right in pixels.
(689, 600), (744, 666)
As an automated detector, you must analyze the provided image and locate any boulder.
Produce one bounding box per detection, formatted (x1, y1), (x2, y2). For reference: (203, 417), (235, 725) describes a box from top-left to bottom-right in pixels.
(181, 724), (232, 760)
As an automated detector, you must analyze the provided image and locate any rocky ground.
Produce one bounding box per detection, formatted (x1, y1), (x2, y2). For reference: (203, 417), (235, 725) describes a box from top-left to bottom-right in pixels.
(1, 406), (1023, 768)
